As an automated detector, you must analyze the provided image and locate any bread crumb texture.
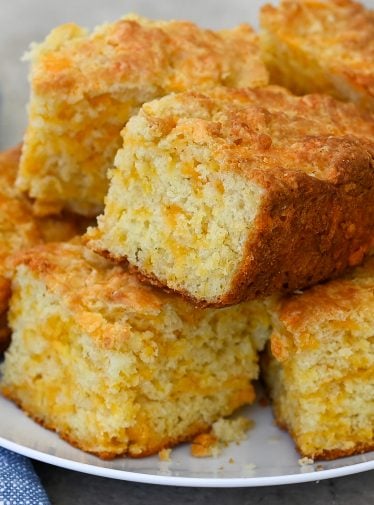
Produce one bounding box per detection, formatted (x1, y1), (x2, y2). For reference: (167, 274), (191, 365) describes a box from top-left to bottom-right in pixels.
(191, 416), (253, 457)
(158, 448), (172, 462)
(18, 14), (268, 216)
(298, 457), (314, 466)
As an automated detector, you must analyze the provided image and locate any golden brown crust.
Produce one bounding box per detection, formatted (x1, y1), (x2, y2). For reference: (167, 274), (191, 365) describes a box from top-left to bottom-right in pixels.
(261, 0), (374, 110)
(0, 147), (27, 349)
(30, 16), (267, 97)
(0, 146), (41, 273)
(0, 146), (40, 350)
(19, 15), (268, 217)
(15, 240), (261, 346)
(0, 316), (11, 354)
(310, 443), (374, 462)
(12, 242), (204, 348)
(0, 145), (23, 187)
(13, 242), (166, 310)
(2, 386), (207, 459)
(271, 256), (374, 361)
(88, 86), (374, 306)
(138, 86), (374, 169)
(222, 146), (374, 305)
(203, 88), (374, 305)
(0, 276), (11, 315)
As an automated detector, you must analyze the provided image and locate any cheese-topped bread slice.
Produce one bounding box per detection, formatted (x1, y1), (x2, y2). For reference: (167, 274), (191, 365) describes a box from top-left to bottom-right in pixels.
(260, 0), (374, 111)
(262, 256), (374, 460)
(0, 241), (270, 458)
(86, 86), (374, 306)
(18, 15), (268, 217)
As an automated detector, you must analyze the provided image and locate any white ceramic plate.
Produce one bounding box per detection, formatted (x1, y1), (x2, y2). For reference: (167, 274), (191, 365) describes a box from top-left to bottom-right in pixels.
(1, 393), (373, 487)
(1, 0), (373, 489)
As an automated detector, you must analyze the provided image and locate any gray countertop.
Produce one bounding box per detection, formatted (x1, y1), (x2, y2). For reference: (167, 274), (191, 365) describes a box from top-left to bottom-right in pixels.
(1, 0), (373, 503)
(33, 461), (373, 505)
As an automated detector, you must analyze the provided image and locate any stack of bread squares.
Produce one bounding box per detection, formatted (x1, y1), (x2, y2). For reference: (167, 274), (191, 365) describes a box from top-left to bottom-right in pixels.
(1, 0), (373, 462)
(0, 146), (85, 353)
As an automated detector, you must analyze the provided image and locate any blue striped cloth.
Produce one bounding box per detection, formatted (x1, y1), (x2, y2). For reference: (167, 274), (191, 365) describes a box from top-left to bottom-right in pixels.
(0, 448), (50, 505)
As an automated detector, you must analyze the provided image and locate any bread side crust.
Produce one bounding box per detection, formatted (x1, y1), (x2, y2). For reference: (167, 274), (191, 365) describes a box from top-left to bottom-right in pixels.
(2, 382), (255, 459)
(221, 150), (374, 305)
(272, 413), (374, 461)
(0, 388), (209, 459)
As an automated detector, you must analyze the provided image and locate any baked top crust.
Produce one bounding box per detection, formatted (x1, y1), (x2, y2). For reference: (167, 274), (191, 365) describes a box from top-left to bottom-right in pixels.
(18, 14), (268, 217)
(271, 256), (374, 361)
(135, 85), (374, 179)
(261, 0), (374, 103)
(14, 241), (165, 308)
(12, 242), (201, 349)
(28, 14), (268, 99)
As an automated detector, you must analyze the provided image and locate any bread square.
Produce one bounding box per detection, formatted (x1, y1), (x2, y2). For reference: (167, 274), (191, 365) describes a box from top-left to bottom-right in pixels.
(86, 85), (374, 306)
(260, 0), (374, 111)
(262, 257), (374, 460)
(0, 147), (82, 352)
(17, 15), (268, 217)
(0, 241), (270, 458)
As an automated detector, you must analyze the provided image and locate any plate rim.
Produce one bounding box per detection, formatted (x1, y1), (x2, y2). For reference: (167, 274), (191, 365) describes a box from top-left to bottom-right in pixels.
(1, 436), (373, 488)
